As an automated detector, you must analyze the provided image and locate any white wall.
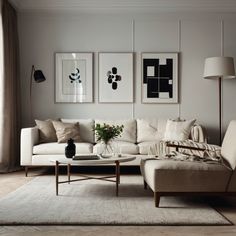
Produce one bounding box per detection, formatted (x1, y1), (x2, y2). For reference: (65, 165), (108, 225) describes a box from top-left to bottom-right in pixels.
(18, 12), (236, 144)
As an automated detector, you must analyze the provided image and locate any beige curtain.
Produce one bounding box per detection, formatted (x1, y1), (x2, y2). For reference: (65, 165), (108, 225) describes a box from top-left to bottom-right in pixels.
(0, 0), (21, 172)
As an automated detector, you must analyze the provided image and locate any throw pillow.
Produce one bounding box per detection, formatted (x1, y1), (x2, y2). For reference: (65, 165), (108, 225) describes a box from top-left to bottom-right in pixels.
(52, 121), (81, 143)
(163, 119), (196, 141)
(35, 119), (57, 143)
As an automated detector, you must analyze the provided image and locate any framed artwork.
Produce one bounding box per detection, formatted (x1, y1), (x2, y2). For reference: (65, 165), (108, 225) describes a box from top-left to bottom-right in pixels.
(55, 53), (93, 103)
(98, 52), (133, 103)
(141, 53), (178, 103)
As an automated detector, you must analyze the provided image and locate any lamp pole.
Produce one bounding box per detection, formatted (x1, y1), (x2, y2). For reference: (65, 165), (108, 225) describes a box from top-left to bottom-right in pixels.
(203, 56), (235, 145)
(219, 76), (222, 144)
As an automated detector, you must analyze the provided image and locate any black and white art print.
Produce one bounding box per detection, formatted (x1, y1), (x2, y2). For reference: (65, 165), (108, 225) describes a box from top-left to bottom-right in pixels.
(55, 53), (93, 103)
(142, 53), (178, 103)
(99, 53), (133, 103)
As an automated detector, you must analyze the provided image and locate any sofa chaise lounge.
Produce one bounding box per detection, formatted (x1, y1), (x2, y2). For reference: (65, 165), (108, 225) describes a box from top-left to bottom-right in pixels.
(141, 120), (236, 207)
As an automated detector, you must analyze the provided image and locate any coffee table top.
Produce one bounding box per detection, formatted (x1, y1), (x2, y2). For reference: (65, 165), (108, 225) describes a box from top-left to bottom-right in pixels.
(50, 155), (136, 165)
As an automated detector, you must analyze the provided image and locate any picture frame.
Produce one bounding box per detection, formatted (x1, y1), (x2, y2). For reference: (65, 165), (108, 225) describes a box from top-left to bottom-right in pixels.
(55, 52), (93, 103)
(141, 52), (178, 103)
(98, 52), (133, 103)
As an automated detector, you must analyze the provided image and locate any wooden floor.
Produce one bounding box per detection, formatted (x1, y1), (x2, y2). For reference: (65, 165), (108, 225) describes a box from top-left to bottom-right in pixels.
(1, 168), (236, 236)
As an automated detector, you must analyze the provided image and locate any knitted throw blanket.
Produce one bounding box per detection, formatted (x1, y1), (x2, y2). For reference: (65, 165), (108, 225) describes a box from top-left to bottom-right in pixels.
(147, 140), (225, 165)
(166, 139), (221, 160)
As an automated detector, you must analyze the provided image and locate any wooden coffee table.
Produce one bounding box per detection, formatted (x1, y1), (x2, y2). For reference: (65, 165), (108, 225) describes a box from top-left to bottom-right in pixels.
(51, 156), (136, 196)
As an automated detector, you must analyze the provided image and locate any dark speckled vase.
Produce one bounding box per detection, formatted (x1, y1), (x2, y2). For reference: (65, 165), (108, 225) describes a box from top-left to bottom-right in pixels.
(65, 138), (76, 158)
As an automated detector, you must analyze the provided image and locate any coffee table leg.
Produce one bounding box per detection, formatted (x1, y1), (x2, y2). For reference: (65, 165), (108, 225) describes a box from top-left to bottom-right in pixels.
(115, 161), (120, 196)
(55, 161), (59, 196)
(67, 164), (71, 184)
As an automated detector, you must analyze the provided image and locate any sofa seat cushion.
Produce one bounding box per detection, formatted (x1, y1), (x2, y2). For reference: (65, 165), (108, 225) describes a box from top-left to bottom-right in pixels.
(141, 159), (232, 192)
(93, 141), (139, 155)
(138, 141), (161, 155)
(33, 142), (93, 155)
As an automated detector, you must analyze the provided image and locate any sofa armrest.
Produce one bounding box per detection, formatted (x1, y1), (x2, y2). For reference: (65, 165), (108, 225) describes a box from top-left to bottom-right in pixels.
(20, 127), (39, 166)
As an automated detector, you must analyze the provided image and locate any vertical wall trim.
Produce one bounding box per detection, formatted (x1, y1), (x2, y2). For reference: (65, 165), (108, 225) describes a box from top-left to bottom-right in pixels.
(178, 20), (181, 119)
(221, 20), (224, 56)
(131, 19), (135, 119)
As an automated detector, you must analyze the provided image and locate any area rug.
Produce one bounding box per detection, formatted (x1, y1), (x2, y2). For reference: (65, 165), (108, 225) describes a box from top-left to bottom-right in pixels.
(0, 175), (231, 225)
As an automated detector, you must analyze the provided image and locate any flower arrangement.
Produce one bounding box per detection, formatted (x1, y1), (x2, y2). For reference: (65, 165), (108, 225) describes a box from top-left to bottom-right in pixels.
(94, 123), (124, 144)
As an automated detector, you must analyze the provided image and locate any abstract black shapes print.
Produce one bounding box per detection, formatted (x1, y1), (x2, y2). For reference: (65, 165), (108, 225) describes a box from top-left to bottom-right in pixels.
(143, 58), (173, 98)
(69, 68), (82, 83)
(107, 67), (122, 90)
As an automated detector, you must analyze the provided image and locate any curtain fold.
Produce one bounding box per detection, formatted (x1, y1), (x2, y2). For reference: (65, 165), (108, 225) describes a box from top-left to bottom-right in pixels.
(0, 0), (21, 172)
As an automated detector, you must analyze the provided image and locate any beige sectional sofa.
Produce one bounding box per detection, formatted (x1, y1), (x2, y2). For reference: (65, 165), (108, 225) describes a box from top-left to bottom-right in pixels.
(141, 120), (236, 207)
(21, 118), (205, 170)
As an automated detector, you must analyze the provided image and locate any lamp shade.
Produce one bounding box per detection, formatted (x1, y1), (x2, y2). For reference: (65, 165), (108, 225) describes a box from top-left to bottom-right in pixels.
(203, 57), (235, 79)
(34, 70), (46, 83)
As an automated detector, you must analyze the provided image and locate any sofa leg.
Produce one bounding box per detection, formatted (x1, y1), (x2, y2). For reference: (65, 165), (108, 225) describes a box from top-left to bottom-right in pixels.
(25, 166), (28, 177)
(144, 180), (147, 189)
(154, 192), (161, 207)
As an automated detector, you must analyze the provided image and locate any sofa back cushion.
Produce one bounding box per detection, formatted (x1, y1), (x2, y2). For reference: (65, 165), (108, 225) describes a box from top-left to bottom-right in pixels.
(35, 119), (57, 143)
(52, 120), (81, 143)
(95, 119), (136, 143)
(137, 119), (167, 143)
(221, 120), (236, 169)
(163, 119), (196, 141)
(61, 119), (94, 143)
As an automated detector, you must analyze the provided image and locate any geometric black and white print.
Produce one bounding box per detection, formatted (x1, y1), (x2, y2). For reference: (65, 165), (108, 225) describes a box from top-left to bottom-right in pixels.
(143, 58), (173, 98)
(142, 53), (178, 103)
(99, 53), (133, 103)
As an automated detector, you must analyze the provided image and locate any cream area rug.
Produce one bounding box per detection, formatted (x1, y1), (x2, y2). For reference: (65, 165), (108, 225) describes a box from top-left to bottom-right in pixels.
(0, 175), (231, 225)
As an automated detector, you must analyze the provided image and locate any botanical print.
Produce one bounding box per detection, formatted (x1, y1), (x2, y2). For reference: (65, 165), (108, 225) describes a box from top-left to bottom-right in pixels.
(55, 53), (93, 103)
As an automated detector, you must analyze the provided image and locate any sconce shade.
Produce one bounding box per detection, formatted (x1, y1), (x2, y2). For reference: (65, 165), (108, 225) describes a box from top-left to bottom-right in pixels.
(204, 57), (235, 79)
(34, 70), (46, 83)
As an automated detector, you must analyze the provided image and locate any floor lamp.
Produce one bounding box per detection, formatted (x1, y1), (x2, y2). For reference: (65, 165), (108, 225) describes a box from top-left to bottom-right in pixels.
(203, 57), (235, 144)
(30, 65), (46, 123)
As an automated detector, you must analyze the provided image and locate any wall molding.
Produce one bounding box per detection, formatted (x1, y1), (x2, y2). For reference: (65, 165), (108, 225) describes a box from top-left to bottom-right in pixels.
(9, 0), (236, 13)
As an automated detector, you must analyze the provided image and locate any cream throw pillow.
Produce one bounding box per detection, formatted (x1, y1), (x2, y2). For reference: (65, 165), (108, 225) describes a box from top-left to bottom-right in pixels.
(163, 119), (196, 141)
(52, 121), (81, 143)
(35, 119), (57, 143)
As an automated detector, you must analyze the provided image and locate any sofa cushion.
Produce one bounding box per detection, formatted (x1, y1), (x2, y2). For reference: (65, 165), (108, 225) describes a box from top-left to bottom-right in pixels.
(138, 141), (161, 155)
(33, 142), (93, 155)
(35, 119), (57, 143)
(61, 119), (94, 143)
(137, 119), (167, 143)
(52, 121), (81, 143)
(93, 141), (139, 155)
(95, 119), (136, 143)
(163, 119), (196, 141)
(140, 159), (231, 192)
